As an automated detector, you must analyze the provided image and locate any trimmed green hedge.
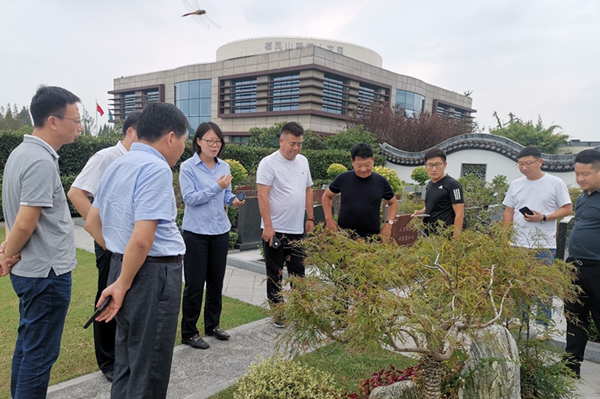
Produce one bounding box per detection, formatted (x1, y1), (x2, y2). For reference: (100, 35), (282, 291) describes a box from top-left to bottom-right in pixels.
(0, 132), (386, 220)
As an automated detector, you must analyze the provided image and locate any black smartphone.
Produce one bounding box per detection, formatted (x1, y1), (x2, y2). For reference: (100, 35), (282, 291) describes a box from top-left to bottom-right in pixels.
(519, 206), (534, 216)
(83, 296), (112, 329)
(228, 192), (246, 206)
(272, 236), (281, 249)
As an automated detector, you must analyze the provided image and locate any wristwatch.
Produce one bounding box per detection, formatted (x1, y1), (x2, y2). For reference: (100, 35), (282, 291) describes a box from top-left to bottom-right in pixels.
(542, 215), (547, 223)
(387, 220), (395, 226)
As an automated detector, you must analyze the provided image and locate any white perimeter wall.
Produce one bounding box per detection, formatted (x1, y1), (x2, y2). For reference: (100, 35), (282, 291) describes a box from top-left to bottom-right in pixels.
(386, 149), (577, 188)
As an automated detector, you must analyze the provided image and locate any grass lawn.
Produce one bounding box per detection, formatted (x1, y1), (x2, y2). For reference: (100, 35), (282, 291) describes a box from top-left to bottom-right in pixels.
(0, 229), (269, 399)
(208, 343), (417, 399)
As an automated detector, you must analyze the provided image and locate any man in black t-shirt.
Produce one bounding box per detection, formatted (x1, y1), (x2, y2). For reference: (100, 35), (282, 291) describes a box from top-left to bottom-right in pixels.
(322, 143), (398, 238)
(412, 148), (464, 236)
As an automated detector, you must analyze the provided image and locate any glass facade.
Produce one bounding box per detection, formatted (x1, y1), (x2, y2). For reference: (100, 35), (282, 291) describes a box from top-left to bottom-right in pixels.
(357, 83), (378, 115)
(123, 93), (136, 116)
(322, 74), (347, 115)
(175, 79), (212, 133)
(270, 73), (299, 111)
(396, 89), (425, 116)
(232, 78), (257, 113)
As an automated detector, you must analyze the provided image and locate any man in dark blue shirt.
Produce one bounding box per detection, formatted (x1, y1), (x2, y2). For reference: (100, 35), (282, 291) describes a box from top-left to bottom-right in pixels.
(564, 149), (600, 378)
(322, 143), (398, 239)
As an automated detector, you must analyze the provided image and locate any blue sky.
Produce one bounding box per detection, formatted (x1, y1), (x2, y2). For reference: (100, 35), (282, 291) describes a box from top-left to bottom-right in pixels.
(0, 0), (598, 140)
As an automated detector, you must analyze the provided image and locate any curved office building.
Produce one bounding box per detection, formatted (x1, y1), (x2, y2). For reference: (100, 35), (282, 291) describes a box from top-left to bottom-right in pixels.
(109, 37), (475, 142)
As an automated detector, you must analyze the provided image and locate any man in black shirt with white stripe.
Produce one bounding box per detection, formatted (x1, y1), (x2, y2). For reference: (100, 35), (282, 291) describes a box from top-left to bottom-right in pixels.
(413, 148), (464, 237)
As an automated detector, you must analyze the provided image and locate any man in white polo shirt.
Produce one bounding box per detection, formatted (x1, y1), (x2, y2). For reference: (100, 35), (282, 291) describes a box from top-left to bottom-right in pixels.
(67, 111), (140, 382)
(257, 122), (315, 327)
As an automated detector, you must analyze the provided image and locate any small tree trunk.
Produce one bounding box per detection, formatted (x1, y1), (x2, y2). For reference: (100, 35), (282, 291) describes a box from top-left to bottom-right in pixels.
(421, 355), (443, 399)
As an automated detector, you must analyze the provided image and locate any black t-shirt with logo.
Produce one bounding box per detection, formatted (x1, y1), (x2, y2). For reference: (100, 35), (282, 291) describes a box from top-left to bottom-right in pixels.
(424, 175), (464, 227)
(329, 171), (395, 237)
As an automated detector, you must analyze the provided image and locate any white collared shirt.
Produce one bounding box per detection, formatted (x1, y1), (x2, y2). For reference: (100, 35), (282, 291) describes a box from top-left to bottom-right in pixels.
(71, 141), (127, 197)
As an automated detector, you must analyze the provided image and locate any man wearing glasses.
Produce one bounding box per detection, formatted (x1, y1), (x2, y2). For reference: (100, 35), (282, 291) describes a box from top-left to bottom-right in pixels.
(502, 146), (572, 328)
(412, 148), (464, 236)
(257, 121), (315, 327)
(1, 86), (82, 398)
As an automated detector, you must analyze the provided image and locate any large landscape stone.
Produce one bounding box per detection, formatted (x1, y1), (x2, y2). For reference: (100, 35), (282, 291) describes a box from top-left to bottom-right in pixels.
(369, 381), (418, 399)
(458, 324), (520, 399)
(235, 197), (263, 250)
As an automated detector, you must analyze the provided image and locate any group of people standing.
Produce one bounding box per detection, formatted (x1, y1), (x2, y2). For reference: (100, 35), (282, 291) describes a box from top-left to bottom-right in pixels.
(1, 85), (599, 399)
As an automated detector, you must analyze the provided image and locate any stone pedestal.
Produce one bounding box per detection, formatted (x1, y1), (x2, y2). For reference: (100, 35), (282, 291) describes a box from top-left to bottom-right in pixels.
(235, 197), (263, 250)
(369, 381), (418, 399)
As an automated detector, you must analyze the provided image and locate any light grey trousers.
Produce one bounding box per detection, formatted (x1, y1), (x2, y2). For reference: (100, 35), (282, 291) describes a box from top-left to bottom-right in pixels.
(107, 255), (182, 399)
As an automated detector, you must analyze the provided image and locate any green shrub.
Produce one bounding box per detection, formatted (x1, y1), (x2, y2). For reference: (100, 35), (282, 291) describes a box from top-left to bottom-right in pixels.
(302, 131), (328, 150)
(227, 206), (239, 228)
(246, 122), (286, 148)
(372, 166), (402, 194)
(61, 175), (78, 216)
(327, 126), (377, 151)
(326, 163), (347, 180)
(233, 356), (343, 399)
(410, 166), (429, 187)
(224, 159), (248, 188)
(229, 232), (238, 249)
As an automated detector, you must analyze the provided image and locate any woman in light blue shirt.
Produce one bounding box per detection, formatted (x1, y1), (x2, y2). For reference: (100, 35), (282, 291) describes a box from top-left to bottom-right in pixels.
(179, 122), (245, 350)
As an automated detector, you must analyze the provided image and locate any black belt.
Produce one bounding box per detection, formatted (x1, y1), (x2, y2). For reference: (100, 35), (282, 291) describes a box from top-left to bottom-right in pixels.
(567, 258), (600, 267)
(112, 253), (183, 264)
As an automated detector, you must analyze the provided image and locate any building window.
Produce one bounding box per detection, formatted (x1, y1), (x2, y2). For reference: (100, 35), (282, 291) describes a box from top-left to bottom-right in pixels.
(357, 83), (379, 115)
(396, 89), (425, 116)
(123, 93), (136, 116)
(322, 74), (347, 115)
(175, 79), (212, 134)
(270, 73), (299, 111)
(230, 136), (249, 144)
(232, 78), (257, 114)
(461, 164), (486, 180)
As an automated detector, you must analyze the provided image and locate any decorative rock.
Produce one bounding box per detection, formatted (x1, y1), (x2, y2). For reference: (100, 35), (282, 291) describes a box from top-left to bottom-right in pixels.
(458, 324), (520, 399)
(235, 197), (263, 250)
(369, 381), (418, 399)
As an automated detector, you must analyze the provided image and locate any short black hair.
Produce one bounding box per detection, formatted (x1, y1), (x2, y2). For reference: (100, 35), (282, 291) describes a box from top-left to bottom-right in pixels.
(30, 85), (80, 128)
(280, 121), (304, 137)
(192, 121), (225, 157)
(517, 146), (542, 159)
(575, 149), (600, 170)
(136, 103), (189, 142)
(424, 148), (446, 163)
(122, 111), (141, 135)
(351, 142), (374, 160)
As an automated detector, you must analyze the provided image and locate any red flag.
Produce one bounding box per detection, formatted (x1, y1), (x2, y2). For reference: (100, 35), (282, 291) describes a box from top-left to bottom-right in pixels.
(96, 102), (105, 117)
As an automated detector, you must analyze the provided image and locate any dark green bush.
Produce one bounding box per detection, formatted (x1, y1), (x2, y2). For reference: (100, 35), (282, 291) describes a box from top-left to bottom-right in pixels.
(61, 175), (79, 216)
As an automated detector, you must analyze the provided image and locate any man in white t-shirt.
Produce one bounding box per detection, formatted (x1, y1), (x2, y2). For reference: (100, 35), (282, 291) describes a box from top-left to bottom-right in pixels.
(502, 146), (572, 326)
(256, 122), (315, 327)
(67, 111), (140, 382)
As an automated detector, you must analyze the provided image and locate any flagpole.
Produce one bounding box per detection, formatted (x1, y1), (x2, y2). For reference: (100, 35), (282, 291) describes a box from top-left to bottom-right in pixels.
(95, 100), (98, 133)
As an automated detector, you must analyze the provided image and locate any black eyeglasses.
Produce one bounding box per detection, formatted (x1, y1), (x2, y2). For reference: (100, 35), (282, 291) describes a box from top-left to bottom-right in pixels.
(201, 138), (222, 146)
(52, 115), (82, 126)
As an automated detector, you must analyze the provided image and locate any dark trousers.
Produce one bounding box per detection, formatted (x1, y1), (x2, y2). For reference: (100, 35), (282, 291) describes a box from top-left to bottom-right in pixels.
(181, 230), (229, 338)
(108, 255), (182, 399)
(10, 270), (71, 399)
(93, 242), (116, 374)
(263, 232), (305, 305)
(564, 258), (600, 369)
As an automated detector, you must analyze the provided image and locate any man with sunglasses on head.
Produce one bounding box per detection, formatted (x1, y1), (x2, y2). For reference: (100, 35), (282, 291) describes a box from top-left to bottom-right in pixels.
(1, 85), (82, 398)
(412, 148), (464, 237)
(256, 122), (315, 328)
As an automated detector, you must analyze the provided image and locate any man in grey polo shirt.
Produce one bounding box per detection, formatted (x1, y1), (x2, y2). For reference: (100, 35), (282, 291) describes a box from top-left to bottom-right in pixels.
(563, 149), (600, 378)
(0, 86), (82, 398)
(84, 102), (188, 398)
(67, 111), (140, 382)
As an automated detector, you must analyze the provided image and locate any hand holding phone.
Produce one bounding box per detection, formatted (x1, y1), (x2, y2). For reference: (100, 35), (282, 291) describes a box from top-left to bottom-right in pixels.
(519, 206), (534, 217)
(272, 236), (281, 249)
(83, 296), (112, 329)
(228, 192), (246, 206)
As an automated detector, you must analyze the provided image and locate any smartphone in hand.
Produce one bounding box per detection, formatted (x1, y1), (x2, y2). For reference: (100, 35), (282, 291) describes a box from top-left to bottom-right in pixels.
(83, 296), (112, 329)
(519, 206), (534, 216)
(272, 236), (281, 249)
(228, 192), (246, 206)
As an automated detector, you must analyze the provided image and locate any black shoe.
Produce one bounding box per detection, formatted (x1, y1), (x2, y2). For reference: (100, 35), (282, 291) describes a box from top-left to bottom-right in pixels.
(273, 318), (284, 328)
(206, 326), (230, 341)
(561, 354), (581, 379)
(182, 335), (210, 349)
(104, 370), (114, 383)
